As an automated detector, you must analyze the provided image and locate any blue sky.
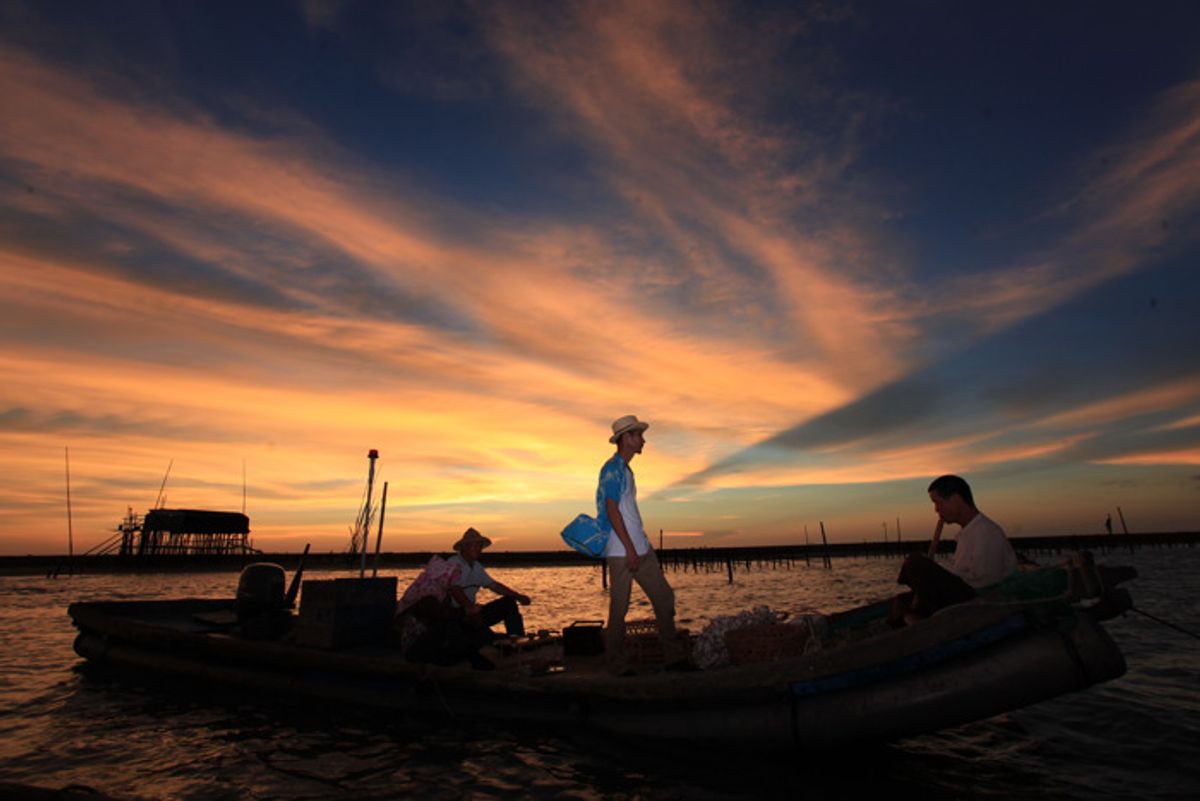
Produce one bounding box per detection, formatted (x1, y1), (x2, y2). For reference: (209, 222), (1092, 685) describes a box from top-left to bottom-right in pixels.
(1, 1), (1198, 554)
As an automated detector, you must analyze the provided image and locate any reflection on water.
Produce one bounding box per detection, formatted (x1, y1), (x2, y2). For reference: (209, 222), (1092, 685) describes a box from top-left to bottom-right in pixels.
(1, 549), (1198, 800)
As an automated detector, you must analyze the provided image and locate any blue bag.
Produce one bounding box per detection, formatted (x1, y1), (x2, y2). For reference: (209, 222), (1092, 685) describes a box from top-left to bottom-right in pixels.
(560, 514), (608, 558)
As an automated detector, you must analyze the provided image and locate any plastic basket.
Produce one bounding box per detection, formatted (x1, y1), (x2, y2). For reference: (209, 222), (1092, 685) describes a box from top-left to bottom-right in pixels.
(723, 623), (809, 665)
(624, 619), (691, 664)
(624, 618), (661, 663)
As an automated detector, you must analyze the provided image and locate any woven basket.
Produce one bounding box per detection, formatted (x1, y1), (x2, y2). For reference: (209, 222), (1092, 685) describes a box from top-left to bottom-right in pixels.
(624, 619), (691, 665)
(723, 623), (809, 665)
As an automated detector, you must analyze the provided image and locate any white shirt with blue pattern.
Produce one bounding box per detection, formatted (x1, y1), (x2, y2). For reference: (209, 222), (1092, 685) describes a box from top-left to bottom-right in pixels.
(595, 452), (649, 557)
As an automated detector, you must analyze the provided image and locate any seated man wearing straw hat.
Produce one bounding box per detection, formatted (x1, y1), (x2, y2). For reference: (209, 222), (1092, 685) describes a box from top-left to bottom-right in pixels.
(446, 527), (531, 640)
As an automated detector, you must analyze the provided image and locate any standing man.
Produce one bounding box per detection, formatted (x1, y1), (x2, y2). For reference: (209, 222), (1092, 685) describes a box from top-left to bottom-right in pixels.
(447, 527), (531, 640)
(597, 415), (688, 672)
(890, 474), (1018, 626)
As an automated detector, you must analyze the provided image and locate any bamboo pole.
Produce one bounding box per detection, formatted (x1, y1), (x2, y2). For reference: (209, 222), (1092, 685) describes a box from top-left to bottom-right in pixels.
(154, 460), (173, 509)
(359, 449), (378, 579)
(372, 481), (389, 577)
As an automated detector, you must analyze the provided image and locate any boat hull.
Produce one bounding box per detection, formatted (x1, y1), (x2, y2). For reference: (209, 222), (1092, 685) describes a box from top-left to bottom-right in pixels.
(68, 597), (1126, 747)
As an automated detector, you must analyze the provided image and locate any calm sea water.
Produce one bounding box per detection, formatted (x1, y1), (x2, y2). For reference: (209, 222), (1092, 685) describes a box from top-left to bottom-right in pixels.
(1, 548), (1197, 800)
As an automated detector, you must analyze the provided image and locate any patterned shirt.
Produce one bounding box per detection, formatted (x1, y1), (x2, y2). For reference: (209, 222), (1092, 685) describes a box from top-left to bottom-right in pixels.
(446, 553), (494, 606)
(595, 452), (650, 557)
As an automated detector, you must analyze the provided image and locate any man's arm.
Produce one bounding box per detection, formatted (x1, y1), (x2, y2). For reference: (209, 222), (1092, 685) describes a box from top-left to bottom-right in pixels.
(449, 586), (481, 618)
(487, 580), (531, 605)
(606, 497), (640, 572)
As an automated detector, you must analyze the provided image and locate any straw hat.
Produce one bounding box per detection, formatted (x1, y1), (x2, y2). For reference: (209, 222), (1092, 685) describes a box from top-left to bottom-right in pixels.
(609, 414), (649, 443)
(453, 527), (492, 551)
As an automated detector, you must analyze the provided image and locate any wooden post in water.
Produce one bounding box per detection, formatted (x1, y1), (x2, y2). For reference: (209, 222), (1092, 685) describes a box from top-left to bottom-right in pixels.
(64, 446), (74, 577)
(819, 521), (832, 569)
(803, 525), (811, 566)
(896, 517), (901, 545)
(726, 557), (734, 584)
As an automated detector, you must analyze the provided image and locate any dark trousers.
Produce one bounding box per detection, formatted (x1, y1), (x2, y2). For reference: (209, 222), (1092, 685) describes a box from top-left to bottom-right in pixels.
(475, 596), (525, 638)
(404, 596), (484, 665)
(892, 554), (977, 623)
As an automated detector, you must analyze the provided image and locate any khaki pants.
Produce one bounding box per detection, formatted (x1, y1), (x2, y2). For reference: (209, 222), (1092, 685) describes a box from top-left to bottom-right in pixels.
(605, 549), (681, 665)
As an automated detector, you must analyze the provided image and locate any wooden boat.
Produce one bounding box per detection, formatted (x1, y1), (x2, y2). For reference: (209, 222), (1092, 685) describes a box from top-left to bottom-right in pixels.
(67, 559), (1134, 748)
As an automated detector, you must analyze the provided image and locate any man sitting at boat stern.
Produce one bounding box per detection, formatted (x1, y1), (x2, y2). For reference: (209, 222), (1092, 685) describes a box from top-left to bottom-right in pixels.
(890, 474), (1019, 627)
(447, 527), (531, 640)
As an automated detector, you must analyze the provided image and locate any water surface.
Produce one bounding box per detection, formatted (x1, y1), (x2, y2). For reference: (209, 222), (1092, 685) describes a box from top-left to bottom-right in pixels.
(1, 548), (1196, 800)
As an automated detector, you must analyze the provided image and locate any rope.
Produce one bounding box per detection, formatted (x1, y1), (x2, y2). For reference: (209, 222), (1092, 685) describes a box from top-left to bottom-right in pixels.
(1130, 606), (1200, 640)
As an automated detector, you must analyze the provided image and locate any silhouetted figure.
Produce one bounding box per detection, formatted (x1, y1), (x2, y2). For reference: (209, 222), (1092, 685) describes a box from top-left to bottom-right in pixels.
(890, 475), (1018, 626)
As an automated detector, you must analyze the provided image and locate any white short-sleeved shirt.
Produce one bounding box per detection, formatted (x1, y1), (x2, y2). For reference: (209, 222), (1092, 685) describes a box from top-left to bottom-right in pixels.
(595, 452), (650, 558)
(952, 512), (1018, 588)
(446, 553), (493, 606)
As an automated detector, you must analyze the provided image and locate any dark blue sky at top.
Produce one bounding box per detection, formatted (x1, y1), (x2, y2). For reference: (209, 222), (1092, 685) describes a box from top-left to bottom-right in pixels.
(7, 0), (1199, 249)
(833, 2), (1200, 276)
(3, 0), (1196, 342)
(3, 1), (594, 220)
(3, 0), (1197, 375)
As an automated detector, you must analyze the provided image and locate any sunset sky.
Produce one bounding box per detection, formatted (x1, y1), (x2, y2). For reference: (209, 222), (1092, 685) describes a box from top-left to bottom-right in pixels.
(2, 1), (1198, 555)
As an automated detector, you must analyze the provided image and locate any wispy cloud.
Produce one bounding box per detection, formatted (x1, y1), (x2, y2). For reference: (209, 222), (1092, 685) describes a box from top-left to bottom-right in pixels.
(675, 66), (1200, 492)
(0, 4), (1197, 552)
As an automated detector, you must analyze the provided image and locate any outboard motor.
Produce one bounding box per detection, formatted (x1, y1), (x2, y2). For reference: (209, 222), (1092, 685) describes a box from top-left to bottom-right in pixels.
(236, 562), (289, 638)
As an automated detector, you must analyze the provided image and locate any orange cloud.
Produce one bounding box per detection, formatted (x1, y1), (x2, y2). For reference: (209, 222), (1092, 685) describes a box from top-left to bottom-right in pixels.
(1096, 449), (1200, 466)
(1033, 377), (1200, 432)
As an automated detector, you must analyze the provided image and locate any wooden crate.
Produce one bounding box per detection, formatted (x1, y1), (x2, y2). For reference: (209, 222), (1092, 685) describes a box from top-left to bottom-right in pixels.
(294, 577), (396, 649)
